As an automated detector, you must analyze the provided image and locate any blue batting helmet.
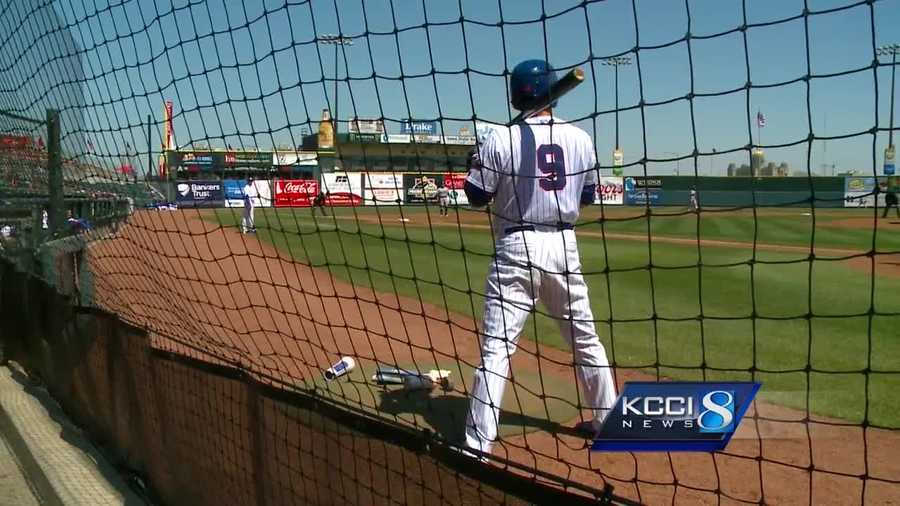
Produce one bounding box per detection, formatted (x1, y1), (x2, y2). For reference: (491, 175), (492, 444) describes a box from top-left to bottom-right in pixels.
(510, 59), (559, 111)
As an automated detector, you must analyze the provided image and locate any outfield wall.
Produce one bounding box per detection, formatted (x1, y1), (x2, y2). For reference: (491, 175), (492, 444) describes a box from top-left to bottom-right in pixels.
(166, 175), (881, 209)
(612, 176), (850, 208)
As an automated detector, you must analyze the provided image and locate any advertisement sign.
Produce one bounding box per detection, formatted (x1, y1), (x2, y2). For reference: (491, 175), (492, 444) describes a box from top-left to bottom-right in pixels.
(179, 152), (215, 167)
(348, 133), (385, 143)
(844, 176), (877, 193)
(274, 152), (317, 166)
(449, 187), (468, 206)
(224, 151), (272, 167)
(175, 181), (223, 208)
(400, 120), (437, 135)
(441, 135), (477, 145)
(363, 172), (404, 205)
(613, 148), (624, 177)
(412, 134), (442, 144)
(0, 135), (32, 150)
(885, 145), (896, 176)
(321, 172), (363, 206)
(251, 180), (272, 207)
(592, 381), (760, 452)
(625, 176), (662, 189)
(595, 176), (624, 205)
(223, 179), (245, 208)
(443, 172), (469, 205)
(387, 134), (412, 144)
(274, 179), (318, 207)
(625, 189), (662, 206)
(404, 174), (441, 203)
(349, 118), (385, 134)
(843, 176), (880, 208)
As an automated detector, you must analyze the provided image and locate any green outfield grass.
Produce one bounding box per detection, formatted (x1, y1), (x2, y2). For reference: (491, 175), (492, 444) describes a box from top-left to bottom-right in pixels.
(575, 206), (900, 252)
(211, 206), (900, 427)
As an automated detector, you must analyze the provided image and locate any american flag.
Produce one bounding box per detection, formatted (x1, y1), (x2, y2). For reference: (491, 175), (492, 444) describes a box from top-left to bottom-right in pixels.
(757, 111), (766, 128)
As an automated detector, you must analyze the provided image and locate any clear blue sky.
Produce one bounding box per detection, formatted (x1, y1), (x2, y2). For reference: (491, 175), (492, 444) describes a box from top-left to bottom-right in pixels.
(48, 0), (900, 177)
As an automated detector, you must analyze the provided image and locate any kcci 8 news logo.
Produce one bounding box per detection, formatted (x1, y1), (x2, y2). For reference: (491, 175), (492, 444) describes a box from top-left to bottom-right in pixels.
(592, 382), (760, 452)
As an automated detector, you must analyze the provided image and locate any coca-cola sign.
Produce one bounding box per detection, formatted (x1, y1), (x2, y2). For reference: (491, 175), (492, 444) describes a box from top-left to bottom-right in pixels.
(275, 179), (318, 207)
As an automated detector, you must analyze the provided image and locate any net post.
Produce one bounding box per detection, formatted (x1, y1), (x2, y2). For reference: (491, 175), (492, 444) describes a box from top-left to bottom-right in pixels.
(146, 114), (153, 180)
(46, 108), (63, 235)
(30, 206), (42, 249)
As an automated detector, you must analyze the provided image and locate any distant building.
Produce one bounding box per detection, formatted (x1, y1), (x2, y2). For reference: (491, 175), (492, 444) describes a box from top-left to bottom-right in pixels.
(727, 163), (751, 177)
(751, 148), (765, 176)
(727, 154), (790, 177)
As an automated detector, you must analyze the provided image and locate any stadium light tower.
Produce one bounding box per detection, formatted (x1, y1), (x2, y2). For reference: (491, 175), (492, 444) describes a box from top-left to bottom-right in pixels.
(602, 57), (632, 150)
(319, 34), (353, 135)
(877, 43), (899, 175)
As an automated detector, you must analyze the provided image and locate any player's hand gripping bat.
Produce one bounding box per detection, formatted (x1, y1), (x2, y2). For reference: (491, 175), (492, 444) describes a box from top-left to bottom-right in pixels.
(507, 67), (585, 126)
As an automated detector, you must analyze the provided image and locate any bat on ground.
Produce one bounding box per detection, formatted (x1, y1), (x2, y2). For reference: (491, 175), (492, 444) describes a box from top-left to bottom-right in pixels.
(507, 67), (585, 126)
(372, 365), (454, 392)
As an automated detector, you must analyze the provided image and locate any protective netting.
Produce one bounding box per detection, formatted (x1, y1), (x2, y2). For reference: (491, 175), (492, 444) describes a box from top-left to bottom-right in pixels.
(0, 0), (899, 504)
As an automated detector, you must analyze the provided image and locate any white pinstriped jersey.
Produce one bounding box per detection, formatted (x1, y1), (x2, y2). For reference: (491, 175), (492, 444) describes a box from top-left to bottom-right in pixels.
(466, 116), (597, 236)
(463, 116), (617, 455)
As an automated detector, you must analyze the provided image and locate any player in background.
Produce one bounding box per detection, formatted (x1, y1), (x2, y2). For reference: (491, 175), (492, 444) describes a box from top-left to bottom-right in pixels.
(312, 190), (329, 217)
(241, 177), (257, 234)
(689, 186), (699, 212)
(462, 59), (618, 459)
(881, 178), (899, 219)
(437, 184), (451, 216)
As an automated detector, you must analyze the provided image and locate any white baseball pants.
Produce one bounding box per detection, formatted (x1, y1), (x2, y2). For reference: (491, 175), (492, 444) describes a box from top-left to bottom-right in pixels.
(241, 203), (255, 233)
(465, 228), (618, 455)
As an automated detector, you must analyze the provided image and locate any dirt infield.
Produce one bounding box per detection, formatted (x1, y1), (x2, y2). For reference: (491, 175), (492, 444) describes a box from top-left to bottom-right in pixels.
(81, 210), (900, 505)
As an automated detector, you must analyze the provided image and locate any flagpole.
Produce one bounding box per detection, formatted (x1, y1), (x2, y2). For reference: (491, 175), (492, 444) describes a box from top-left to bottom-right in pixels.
(757, 110), (761, 150)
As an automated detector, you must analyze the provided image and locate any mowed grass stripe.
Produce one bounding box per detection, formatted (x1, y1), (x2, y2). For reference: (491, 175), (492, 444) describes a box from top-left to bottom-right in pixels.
(210, 208), (900, 427)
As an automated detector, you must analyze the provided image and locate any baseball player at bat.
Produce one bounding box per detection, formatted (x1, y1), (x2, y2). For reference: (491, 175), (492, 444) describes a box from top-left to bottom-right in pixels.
(462, 59), (618, 457)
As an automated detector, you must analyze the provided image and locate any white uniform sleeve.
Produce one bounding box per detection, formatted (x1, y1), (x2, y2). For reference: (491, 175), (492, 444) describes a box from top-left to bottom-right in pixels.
(466, 130), (505, 194)
(582, 133), (599, 187)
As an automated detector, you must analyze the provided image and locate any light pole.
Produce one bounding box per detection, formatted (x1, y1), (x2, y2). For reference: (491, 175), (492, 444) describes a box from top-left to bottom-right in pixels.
(877, 43), (898, 175)
(662, 152), (681, 176)
(319, 34), (353, 136)
(602, 56), (632, 175)
(602, 57), (632, 149)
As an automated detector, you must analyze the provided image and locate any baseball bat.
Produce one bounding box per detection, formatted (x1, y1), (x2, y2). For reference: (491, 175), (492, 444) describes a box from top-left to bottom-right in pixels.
(372, 365), (453, 391)
(376, 365), (451, 381)
(507, 67), (585, 126)
(372, 372), (405, 385)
